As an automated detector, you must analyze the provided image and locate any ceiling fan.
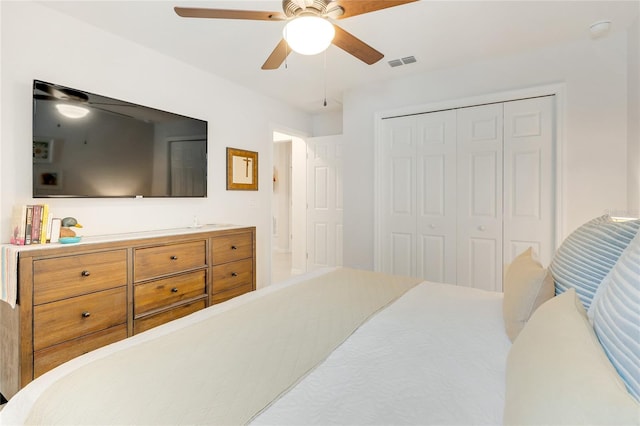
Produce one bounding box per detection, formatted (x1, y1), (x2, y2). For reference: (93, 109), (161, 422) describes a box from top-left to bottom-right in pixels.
(174, 0), (417, 70)
(34, 81), (138, 119)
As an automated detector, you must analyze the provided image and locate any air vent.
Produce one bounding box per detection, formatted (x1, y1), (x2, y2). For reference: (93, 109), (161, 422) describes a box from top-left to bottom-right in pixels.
(388, 56), (417, 67)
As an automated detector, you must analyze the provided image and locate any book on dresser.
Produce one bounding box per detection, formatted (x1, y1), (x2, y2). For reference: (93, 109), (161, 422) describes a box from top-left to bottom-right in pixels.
(9, 204), (52, 245)
(9, 205), (27, 245)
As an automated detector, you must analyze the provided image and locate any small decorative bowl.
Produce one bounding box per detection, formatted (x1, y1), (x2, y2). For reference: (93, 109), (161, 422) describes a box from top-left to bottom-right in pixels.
(59, 236), (81, 244)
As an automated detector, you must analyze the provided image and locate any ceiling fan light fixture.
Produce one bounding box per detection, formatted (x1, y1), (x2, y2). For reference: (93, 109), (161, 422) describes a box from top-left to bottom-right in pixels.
(283, 16), (335, 55)
(55, 103), (90, 119)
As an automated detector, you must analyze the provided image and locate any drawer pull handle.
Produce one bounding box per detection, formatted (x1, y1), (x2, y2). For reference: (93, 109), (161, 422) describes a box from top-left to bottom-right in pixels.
(82, 311), (91, 318)
(231, 246), (237, 250)
(231, 272), (238, 277)
(81, 270), (91, 277)
(170, 256), (178, 260)
(171, 287), (179, 293)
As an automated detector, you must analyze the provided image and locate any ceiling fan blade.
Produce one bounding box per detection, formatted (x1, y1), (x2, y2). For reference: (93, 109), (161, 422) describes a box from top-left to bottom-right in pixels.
(331, 0), (418, 19)
(34, 94), (57, 101)
(331, 25), (383, 65)
(34, 82), (89, 102)
(262, 39), (292, 70)
(174, 7), (287, 21)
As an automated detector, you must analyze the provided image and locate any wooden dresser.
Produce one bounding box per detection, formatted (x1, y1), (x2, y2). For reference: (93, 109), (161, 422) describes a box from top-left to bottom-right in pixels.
(0, 225), (255, 399)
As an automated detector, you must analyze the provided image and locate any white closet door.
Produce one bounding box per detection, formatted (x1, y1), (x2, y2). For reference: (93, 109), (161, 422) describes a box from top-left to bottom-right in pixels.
(380, 116), (416, 276)
(503, 96), (554, 267)
(307, 136), (344, 271)
(457, 104), (504, 291)
(415, 110), (457, 283)
(377, 96), (555, 290)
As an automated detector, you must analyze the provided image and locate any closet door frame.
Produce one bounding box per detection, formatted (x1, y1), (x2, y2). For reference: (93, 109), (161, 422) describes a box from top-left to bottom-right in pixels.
(373, 83), (566, 274)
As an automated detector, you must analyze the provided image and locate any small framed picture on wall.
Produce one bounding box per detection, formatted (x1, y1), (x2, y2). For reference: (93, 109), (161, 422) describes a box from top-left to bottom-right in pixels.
(33, 138), (54, 163)
(227, 147), (258, 191)
(35, 168), (62, 189)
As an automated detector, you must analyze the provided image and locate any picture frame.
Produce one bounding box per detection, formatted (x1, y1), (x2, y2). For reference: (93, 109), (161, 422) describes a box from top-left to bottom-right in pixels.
(35, 168), (62, 189)
(227, 147), (258, 191)
(33, 138), (54, 163)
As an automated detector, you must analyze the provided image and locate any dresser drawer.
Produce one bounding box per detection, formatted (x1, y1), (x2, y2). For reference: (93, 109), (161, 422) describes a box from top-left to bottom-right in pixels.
(33, 287), (127, 351)
(134, 270), (206, 316)
(34, 324), (127, 378)
(212, 282), (254, 305)
(134, 300), (205, 334)
(212, 258), (253, 293)
(211, 232), (253, 265)
(134, 240), (207, 282)
(33, 250), (127, 305)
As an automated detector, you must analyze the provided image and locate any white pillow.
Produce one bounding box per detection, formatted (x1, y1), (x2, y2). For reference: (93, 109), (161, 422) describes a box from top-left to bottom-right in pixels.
(504, 289), (640, 425)
(502, 247), (554, 342)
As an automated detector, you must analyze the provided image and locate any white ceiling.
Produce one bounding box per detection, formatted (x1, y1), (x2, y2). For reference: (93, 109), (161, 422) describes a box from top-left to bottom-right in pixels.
(39, 0), (639, 114)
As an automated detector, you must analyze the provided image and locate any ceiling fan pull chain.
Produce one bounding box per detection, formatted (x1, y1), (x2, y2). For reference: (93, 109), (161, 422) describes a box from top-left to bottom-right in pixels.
(323, 49), (327, 107)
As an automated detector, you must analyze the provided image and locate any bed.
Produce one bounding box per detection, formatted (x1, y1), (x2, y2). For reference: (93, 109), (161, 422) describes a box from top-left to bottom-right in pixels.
(1, 215), (639, 425)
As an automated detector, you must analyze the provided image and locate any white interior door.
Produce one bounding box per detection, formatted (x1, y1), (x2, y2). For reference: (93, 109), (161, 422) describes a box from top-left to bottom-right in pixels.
(503, 96), (555, 267)
(170, 139), (206, 196)
(380, 116), (416, 276)
(415, 111), (458, 283)
(456, 104), (504, 291)
(306, 135), (343, 271)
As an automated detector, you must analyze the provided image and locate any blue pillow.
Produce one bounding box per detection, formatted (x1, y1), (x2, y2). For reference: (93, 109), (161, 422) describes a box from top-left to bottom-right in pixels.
(592, 230), (640, 402)
(549, 215), (640, 309)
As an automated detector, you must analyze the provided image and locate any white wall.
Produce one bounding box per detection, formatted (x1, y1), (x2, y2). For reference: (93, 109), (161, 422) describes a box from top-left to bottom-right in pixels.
(343, 30), (632, 270)
(0, 2), (312, 288)
(311, 110), (343, 136)
(628, 17), (640, 216)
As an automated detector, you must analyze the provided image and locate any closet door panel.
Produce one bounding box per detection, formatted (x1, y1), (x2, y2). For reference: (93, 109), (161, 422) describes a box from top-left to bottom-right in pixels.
(416, 110), (457, 283)
(467, 237), (498, 289)
(392, 157), (414, 215)
(380, 116), (416, 276)
(418, 234), (446, 281)
(457, 104), (504, 291)
(470, 151), (499, 218)
(503, 96), (554, 267)
(391, 232), (414, 276)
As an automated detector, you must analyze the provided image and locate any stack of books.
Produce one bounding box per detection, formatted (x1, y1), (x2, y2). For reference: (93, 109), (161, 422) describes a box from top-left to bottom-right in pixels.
(10, 204), (62, 245)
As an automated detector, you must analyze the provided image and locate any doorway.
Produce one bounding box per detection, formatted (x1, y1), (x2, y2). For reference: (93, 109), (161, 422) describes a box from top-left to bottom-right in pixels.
(272, 131), (307, 283)
(272, 134), (293, 283)
(271, 131), (344, 284)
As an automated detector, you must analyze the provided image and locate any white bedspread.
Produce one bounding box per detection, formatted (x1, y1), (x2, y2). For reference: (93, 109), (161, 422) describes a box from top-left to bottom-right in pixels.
(1, 268), (420, 425)
(1, 270), (510, 425)
(253, 281), (511, 425)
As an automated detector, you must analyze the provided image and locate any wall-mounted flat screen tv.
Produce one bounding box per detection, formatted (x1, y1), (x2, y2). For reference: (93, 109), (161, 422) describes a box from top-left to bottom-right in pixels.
(33, 80), (208, 198)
